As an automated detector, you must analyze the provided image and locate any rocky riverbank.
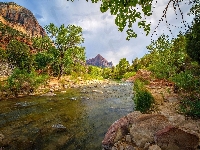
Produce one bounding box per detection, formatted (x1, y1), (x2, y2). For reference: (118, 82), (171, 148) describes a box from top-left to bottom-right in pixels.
(102, 110), (200, 150)
(102, 70), (200, 150)
(35, 76), (114, 96)
(0, 76), (115, 99)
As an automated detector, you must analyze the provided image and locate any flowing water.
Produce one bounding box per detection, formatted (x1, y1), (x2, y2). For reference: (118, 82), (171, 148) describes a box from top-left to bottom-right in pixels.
(0, 81), (134, 150)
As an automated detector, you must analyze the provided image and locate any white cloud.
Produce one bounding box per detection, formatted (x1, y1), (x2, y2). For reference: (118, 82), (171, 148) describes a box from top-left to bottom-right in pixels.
(0, 0), (194, 66)
(104, 46), (137, 65)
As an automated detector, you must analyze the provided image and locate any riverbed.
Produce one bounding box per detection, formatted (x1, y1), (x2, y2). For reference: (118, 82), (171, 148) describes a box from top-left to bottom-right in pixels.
(0, 81), (134, 150)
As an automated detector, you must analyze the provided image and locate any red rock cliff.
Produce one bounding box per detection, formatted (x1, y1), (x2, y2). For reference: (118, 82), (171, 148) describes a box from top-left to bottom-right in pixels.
(0, 2), (46, 37)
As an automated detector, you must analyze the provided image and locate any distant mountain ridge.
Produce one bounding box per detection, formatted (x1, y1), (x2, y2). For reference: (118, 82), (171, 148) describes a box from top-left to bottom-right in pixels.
(86, 54), (113, 68)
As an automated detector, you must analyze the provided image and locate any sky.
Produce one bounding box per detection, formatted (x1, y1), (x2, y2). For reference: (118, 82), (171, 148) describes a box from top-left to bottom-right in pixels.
(0, 0), (194, 65)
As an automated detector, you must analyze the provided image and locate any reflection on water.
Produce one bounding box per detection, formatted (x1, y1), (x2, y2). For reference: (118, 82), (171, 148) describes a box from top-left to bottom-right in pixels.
(0, 81), (134, 150)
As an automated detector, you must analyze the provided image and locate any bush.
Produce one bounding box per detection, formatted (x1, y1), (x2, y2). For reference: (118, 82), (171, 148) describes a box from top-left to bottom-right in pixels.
(122, 72), (136, 80)
(179, 94), (200, 118)
(170, 71), (200, 92)
(133, 79), (154, 113)
(87, 66), (103, 79)
(7, 68), (48, 96)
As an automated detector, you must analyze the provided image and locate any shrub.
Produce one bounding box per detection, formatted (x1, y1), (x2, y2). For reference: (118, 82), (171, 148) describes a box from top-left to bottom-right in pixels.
(87, 66), (103, 79)
(7, 68), (48, 96)
(133, 79), (154, 113)
(170, 71), (200, 92)
(122, 72), (136, 80)
(179, 94), (200, 118)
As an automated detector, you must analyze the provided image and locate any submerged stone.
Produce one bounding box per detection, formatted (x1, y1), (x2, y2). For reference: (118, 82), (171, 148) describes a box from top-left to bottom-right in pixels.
(52, 123), (66, 129)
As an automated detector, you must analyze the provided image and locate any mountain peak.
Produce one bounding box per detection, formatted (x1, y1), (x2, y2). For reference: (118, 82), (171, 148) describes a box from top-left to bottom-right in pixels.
(95, 54), (104, 60)
(86, 54), (113, 68)
(0, 2), (46, 37)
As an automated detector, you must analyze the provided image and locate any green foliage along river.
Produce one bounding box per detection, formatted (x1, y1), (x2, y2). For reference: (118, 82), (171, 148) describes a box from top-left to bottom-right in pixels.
(0, 81), (134, 150)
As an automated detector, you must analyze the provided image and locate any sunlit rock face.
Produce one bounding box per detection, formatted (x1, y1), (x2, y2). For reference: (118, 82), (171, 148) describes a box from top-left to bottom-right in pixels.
(102, 112), (199, 150)
(0, 2), (46, 37)
(86, 54), (113, 68)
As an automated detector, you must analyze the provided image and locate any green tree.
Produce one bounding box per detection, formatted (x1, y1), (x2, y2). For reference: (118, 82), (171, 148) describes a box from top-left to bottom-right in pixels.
(6, 40), (33, 72)
(116, 58), (130, 78)
(131, 57), (140, 72)
(7, 68), (48, 97)
(32, 36), (53, 52)
(0, 48), (7, 61)
(145, 34), (189, 78)
(87, 65), (102, 78)
(186, 18), (200, 64)
(64, 46), (86, 75)
(34, 52), (54, 72)
(32, 36), (60, 75)
(82, 0), (198, 40)
(102, 68), (112, 79)
(44, 23), (85, 79)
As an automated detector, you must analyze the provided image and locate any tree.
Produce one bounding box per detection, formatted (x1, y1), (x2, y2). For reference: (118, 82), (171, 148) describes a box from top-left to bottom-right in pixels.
(186, 18), (200, 64)
(44, 23), (85, 79)
(88, 65), (102, 77)
(102, 68), (112, 79)
(131, 57), (140, 71)
(116, 58), (130, 78)
(64, 46), (86, 74)
(34, 52), (54, 72)
(82, 0), (199, 40)
(6, 40), (33, 72)
(32, 35), (53, 52)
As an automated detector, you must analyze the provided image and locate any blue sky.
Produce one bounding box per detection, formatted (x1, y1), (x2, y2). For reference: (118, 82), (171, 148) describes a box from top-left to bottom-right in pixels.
(0, 0), (193, 65)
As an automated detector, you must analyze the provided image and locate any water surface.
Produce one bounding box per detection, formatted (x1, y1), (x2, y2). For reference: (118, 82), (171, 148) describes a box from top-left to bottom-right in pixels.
(0, 81), (134, 150)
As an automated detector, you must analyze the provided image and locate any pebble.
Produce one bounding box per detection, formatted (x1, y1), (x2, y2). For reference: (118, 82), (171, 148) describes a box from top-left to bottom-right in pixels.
(52, 123), (66, 129)
(125, 145), (135, 150)
(92, 90), (103, 93)
(125, 135), (132, 143)
(148, 145), (161, 150)
(144, 142), (150, 149)
(70, 97), (77, 100)
(119, 145), (124, 150)
(0, 133), (4, 141)
(111, 147), (117, 150)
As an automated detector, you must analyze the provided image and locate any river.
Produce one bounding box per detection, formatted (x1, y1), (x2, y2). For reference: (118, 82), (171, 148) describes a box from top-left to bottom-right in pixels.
(0, 81), (134, 150)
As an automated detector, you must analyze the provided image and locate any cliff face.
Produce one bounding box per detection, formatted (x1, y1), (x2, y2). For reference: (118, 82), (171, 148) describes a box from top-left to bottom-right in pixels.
(0, 2), (45, 37)
(86, 54), (113, 68)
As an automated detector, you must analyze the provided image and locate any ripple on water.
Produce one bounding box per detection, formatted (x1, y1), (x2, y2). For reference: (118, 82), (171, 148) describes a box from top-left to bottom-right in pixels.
(0, 82), (134, 149)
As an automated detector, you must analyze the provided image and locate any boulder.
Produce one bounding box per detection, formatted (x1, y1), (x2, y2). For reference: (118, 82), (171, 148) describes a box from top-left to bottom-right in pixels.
(103, 112), (200, 150)
(154, 125), (199, 150)
(102, 116), (129, 149)
(130, 114), (170, 148)
(102, 111), (142, 149)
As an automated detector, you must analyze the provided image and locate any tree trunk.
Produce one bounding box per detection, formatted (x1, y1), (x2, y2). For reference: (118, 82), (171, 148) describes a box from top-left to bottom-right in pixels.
(58, 52), (64, 80)
(58, 63), (63, 80)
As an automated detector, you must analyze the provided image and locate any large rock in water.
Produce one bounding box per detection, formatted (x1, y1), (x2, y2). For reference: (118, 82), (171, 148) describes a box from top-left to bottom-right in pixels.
(102, 111), (199, 150)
